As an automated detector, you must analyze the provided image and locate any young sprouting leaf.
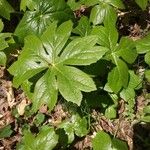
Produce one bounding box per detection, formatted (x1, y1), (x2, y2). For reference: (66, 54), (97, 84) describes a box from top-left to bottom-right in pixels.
(9, 21), (107, 111)
(92, 131), (112, 150)
(18, 126), (58, 150)
(0, 125), (13, 138)
(15, 0), (74, 42)
(0, 0), (14, 20)
(58, 114), (88, 143)
(135, 0), (149, 10)
(72, 16), (91, 37)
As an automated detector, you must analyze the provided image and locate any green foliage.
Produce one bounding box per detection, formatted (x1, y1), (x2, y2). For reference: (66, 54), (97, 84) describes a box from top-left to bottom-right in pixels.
(72, 16), (91, 37)
(145, 70), (150, 82)
(135, 0), (149, 10)
(2, 0), (150, 149)
(92, 131), (128, 150)
(0, 125), (13, 138)
(92, 19), (137, 93)
(20, 0), (36, 11)
(15, 0), (74, 42)
(141, 104), (150, 122)
(9, 20), (108, 112)
(120, 70), (142, 116)
(18, 126), (58, 150)
(136, 33), (150, 66)
(85, 0), (124, 25)
(0, 19), (12, 65)
(0, 0), (14, 20)
(58, 113), (88, 143)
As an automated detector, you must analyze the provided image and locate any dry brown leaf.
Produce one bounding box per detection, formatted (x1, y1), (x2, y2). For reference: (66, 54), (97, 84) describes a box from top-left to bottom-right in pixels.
(17, 99), (29, 116)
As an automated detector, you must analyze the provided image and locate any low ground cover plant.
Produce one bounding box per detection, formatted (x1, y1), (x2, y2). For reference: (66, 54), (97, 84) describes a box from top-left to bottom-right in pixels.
(0, 0), (150, 149)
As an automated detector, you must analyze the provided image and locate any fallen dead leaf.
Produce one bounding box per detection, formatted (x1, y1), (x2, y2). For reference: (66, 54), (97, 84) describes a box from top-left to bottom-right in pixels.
(17, 99), (29, 116)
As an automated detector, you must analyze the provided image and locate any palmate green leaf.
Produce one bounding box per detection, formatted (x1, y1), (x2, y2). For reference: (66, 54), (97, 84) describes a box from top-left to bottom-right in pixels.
(0, 0), (14, 20)
(56, 65), (96, 105)
(91, 21), (118, 50)
(92, 18), (137, 94)
(8, 35), (49, 88)
(135, 0), (149, 10)
(72, 16), (91, 37)
(61, 36), (109, 66)
(18, 126), (58, 150)
(9, 21), (107, 111)
(15, 0), (74, 42)
(32, 69), (58, 112)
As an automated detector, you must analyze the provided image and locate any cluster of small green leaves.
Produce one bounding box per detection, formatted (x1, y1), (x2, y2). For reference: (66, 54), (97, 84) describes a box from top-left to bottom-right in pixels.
(0, 0), (150, 149)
